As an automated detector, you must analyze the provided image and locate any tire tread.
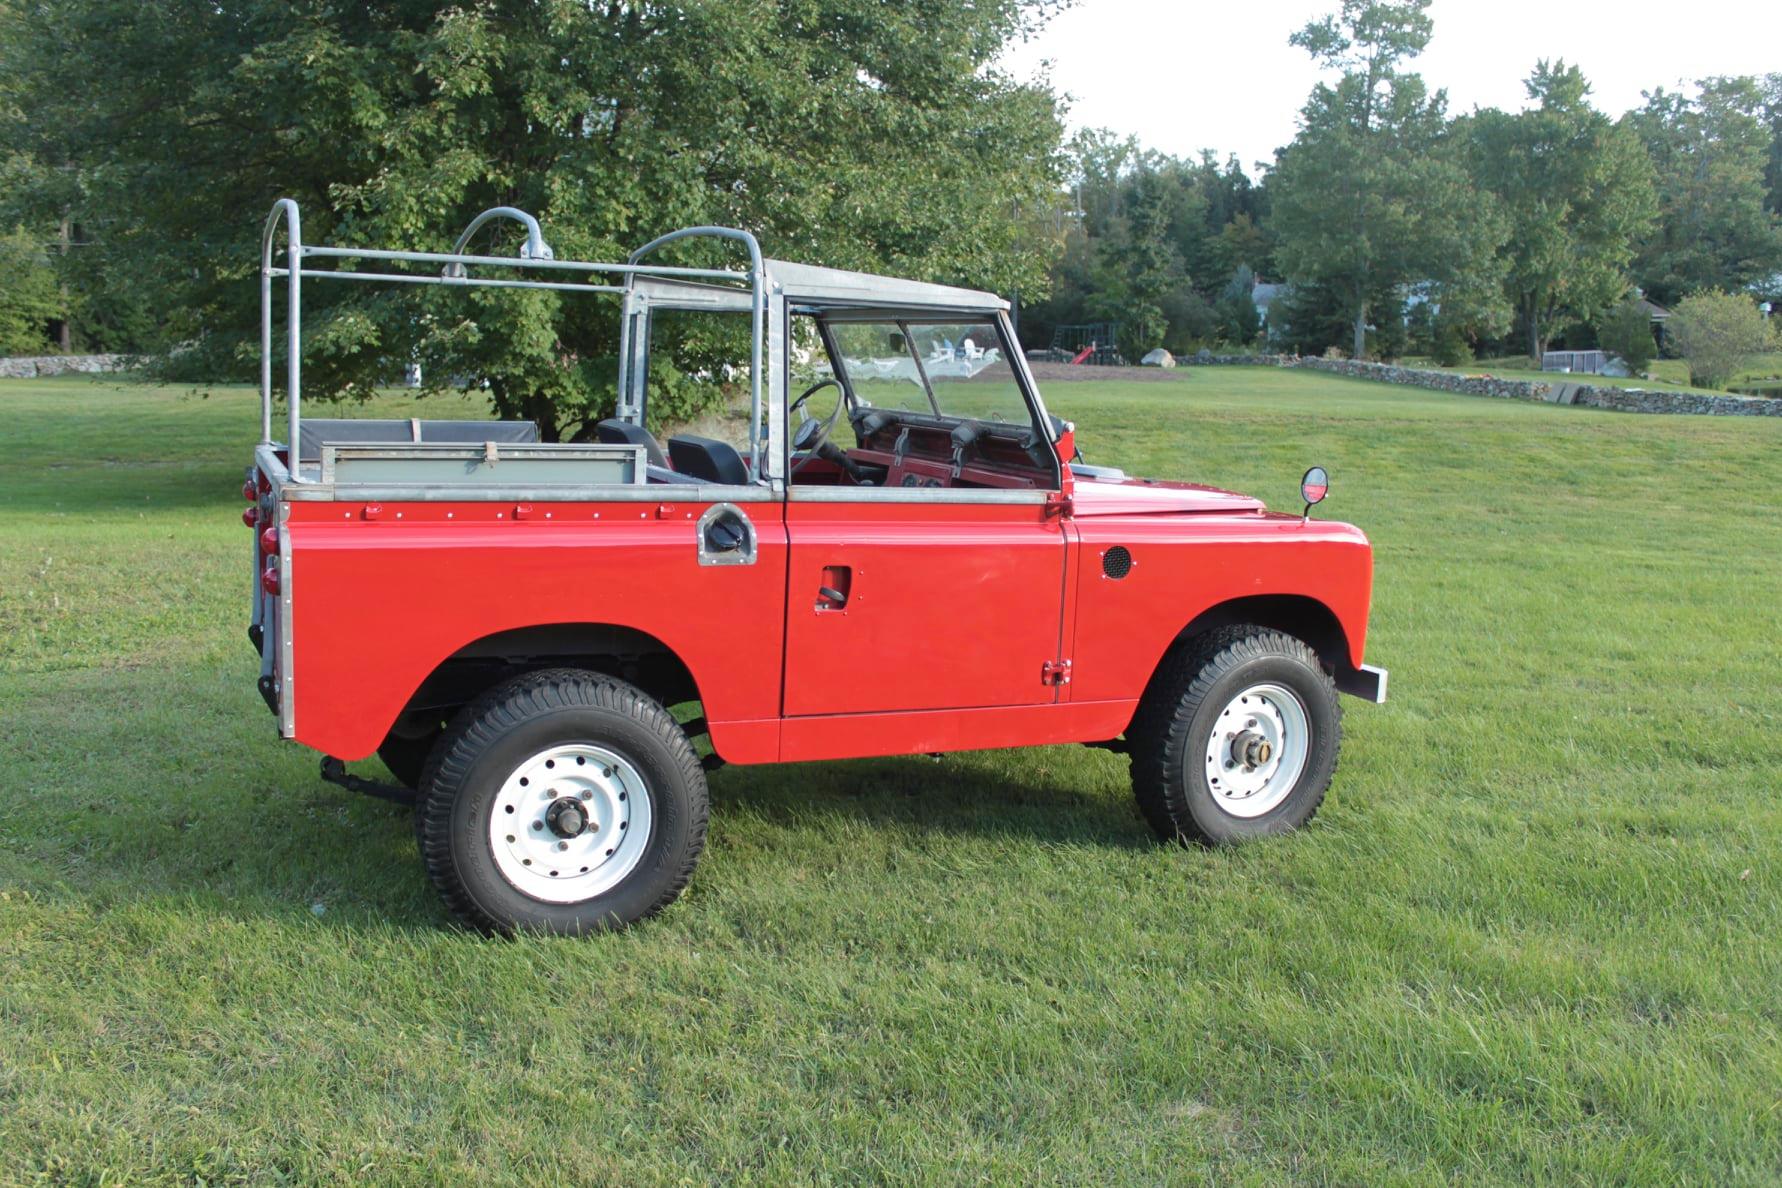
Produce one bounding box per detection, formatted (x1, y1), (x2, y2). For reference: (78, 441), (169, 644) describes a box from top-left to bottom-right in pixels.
(1128, 627), (1341, 844)
(417, 669), (707, 933)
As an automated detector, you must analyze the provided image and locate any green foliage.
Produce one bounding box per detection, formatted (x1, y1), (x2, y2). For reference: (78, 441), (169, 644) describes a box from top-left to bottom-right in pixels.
(0, 227), (61, 354)
(1214, 266), (1261, 346)
(0, 0), (1068, 438)
(1467, 62), (1657, 358)
(1629, 78), (1782, 306)
(1022, 133), (1267, 356)
(1269, 1), (1507, 359)
(1430, 316), (1473, 366)
(1666, 289), (1778, 389)
(1597, 298), (1657, 374)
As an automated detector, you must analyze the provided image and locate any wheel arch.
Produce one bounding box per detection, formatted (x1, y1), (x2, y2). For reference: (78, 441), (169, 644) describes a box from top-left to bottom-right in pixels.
(1166, 594), (1357, 683)
(391, 622), (704, 733)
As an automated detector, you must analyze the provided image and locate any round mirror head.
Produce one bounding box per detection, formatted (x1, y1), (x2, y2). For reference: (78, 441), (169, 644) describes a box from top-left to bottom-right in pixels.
(1301, 466), (1329, 506)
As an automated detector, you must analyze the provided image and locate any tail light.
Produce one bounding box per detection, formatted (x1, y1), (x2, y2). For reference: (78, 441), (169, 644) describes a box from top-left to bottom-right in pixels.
(260, 526), (279, 555)
(261, 563), (281, 595)
(242, 480), (257, 502)
(242, 506), (259, 527)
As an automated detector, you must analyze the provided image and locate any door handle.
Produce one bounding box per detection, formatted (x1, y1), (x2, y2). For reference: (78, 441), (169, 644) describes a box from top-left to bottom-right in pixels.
(816, 565), (852, 611)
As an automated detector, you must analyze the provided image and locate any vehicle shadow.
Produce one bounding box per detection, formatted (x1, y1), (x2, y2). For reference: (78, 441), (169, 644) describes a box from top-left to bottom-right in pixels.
(702, 745), (1155, 852)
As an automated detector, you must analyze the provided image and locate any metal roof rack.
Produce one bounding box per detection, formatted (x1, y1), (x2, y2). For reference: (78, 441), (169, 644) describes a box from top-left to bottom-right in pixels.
(259, 198), (765, 483)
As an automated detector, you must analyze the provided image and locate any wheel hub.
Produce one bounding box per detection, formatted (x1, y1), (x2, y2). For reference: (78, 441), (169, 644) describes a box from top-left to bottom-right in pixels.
(487, 743), (653, 904)
(1201, 682), (1311, 819)
(1230, 731), (1273, 770)
(545, 796), (591, 839)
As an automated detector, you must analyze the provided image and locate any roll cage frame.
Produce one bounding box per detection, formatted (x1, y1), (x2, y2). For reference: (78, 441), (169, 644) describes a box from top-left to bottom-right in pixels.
(257, 198), (1060, 494)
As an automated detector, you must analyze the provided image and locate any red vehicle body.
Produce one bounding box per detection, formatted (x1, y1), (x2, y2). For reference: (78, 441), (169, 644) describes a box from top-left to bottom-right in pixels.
(246, 201), (1385, 933)
(273, 480), (1374, 766)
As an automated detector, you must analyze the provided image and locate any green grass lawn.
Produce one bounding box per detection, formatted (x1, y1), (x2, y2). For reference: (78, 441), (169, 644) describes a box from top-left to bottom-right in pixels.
(3, 371), (1780, 1183)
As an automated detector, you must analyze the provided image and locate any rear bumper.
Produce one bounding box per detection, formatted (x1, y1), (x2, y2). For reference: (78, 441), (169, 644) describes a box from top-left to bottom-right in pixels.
(1336, 663), (1389, 704)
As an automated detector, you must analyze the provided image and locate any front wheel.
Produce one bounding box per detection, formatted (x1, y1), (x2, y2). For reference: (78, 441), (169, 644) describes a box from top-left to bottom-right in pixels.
(418, 669), (708, 934)
(1128, 627), (1341, 845)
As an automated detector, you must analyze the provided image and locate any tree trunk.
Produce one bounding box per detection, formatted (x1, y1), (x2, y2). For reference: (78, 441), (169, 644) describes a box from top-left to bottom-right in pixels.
(1526, 314), (1541, 362)
(55, 216), (72, 351)
(1352, 305), (1367, 360)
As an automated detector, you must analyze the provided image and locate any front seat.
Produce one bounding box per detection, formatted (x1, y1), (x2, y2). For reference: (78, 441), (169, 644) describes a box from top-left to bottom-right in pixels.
(667, 435), (750, 485)
(594, 418), (669, 468)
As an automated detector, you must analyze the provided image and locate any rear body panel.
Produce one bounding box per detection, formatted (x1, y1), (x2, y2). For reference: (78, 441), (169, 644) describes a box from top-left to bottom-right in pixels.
(279, 497), (788, 763)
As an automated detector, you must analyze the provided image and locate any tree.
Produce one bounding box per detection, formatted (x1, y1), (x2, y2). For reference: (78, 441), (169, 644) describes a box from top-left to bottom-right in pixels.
(0, 225), (63, 354)
(1596, 298), (1656, 375)
(0, 0), (1070, 438)
(1468, 62), (1656, 359)
(1214, 266), (1261, 346)
(1629, 78), (1782, 305)
(1268, 0), (1506, 358)
(1022, 132), (1264, 356)
(1763, 73), (1782, 217)
(1666, 290), (1776, 390)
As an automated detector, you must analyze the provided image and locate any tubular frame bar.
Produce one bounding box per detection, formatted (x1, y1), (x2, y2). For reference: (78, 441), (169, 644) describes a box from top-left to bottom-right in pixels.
(273, 268), (630, 296)
(257, 198), (767, 487)
(450, 206), (553, 269)
(259, 199), (303, 463)
(628, 226), (768, 483)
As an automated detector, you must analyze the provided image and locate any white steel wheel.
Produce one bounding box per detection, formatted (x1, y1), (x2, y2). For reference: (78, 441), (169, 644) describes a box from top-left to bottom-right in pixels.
(1202, 682), (1310, 818)
(487, 742), (654, 903)
(1130, 627), (1340, 846)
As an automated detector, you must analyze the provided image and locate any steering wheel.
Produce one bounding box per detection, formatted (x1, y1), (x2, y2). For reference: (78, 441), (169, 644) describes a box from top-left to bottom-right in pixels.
(789, 378), (846, 475)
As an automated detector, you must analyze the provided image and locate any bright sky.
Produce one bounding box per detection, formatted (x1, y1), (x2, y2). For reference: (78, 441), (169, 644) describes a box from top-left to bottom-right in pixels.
(999, 0), (1782, 175)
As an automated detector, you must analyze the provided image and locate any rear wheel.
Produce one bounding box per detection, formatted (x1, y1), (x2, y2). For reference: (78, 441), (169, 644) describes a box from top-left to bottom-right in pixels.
(1128, 626), (1340, 845)
(418, 669), (708, 934)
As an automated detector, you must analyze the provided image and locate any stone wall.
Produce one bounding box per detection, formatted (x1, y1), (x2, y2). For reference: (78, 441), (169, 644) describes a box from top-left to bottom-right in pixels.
(1177, 352), (1782, 417)
(0, 353), (136, 379)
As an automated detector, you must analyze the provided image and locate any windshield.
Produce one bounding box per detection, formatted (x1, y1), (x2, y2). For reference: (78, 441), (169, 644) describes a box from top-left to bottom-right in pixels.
(827, 320), (1035, 429)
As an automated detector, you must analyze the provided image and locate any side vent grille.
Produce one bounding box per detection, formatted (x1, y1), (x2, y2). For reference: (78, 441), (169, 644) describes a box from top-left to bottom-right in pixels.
(1102, 545), (1133, 580)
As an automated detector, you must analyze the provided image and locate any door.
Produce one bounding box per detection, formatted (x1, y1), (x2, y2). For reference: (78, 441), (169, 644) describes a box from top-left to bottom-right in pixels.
(780, 493), (1068, 717)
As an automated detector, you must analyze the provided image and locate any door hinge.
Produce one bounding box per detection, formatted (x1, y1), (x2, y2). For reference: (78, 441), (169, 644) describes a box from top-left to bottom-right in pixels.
(1044, 490), (1072, 518)
(1041, 659), (1073, 686)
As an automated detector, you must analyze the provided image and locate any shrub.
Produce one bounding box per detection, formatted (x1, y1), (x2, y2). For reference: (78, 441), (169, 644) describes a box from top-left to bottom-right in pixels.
(1667, 291), (1777, 390)
(1432, 320), (1473, 367)
(0, 228), (64, 355)
(1597, 299), (1656, 375)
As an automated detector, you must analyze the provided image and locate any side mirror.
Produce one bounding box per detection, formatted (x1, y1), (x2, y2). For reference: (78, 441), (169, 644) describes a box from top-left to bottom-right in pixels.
(1300, 466), (1328, 519)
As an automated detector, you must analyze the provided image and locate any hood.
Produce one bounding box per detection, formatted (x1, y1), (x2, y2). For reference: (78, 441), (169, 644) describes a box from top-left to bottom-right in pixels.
(1067, 474), (1266, 517)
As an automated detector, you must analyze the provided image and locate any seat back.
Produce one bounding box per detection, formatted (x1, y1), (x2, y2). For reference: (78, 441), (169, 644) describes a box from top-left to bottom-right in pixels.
(595, 418), (668, 469)
(667, 435), (750, 485)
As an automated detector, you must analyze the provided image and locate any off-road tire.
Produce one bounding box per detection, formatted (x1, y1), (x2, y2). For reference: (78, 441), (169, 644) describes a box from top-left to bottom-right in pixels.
(1128, 626), (1340, 845)
(417, 669), (708, 934)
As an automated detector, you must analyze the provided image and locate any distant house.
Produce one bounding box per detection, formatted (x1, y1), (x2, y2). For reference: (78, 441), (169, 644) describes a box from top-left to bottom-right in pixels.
(1250, 281), (1289, 333)
(1634, 293), (1670, 331)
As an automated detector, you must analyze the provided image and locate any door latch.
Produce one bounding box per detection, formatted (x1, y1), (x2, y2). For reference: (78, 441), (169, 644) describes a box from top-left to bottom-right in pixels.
(1041, 659), (1073, 686)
